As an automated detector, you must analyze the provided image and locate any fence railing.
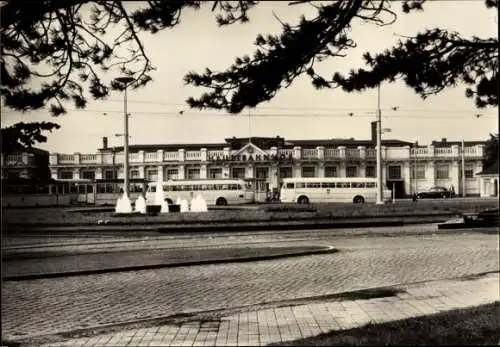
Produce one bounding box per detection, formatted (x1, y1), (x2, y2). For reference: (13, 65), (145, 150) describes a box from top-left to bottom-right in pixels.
(144, 152), (157, 162)
(185, 151), (201, 160)
(302, 149), (318, 158)
(164, 151), (179, 161)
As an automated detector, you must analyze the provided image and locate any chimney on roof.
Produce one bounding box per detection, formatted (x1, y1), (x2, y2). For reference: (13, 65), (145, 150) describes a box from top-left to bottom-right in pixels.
(442, 138), (447, 143)
(102, 137), (108, 149)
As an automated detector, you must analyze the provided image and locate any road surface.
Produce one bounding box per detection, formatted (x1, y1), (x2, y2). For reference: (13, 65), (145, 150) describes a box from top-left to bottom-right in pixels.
(2, 225), (498, 340)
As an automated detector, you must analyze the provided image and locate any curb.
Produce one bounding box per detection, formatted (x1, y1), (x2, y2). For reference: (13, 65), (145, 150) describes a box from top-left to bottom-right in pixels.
(438, 222), (499, 230)
(4, 213), (458, 228)
(2, 247), (338, 282)
(156, 218), (440, 233)
(5, 216), (453, 233)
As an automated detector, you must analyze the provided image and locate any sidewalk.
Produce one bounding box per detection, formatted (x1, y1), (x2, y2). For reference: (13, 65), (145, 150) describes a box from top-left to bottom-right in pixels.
(28, 272), (498, 347)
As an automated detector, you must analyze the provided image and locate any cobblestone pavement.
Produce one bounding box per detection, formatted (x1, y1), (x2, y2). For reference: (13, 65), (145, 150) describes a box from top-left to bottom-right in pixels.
(30, 273), (500, 346)
(2, 232), (498, 342)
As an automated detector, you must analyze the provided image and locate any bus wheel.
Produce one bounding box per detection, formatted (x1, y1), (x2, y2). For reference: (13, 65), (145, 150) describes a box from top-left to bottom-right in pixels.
(297, 196), (309, 204)
(216, 197), (227, 206)
(353, 195), (365, 204)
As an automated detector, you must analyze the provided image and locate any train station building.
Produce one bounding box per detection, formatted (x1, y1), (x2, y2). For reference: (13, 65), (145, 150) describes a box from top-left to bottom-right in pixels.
(46, 133), (488, 199)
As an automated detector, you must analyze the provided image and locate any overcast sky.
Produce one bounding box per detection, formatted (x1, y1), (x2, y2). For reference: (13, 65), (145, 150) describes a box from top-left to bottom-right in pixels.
(1, 1), (498, 153)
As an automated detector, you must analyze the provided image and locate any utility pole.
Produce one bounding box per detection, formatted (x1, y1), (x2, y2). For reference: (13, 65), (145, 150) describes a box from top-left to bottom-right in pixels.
(114, 76), (135, 213)
(376, 84), (384, 204)
(461, 139), (466, 197)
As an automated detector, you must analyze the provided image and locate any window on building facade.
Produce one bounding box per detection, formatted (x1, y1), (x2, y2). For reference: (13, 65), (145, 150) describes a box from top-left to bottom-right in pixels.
(209, 168), (222, 179)
(436, 165), (449, 179)
(279, 167), (293, 178)
(388, 165), (401, 179)
(187, 168), (200, 179)
(465, 167), (474, 179)
(104, 170), (116, 180)
(365, 166), (376, 178)
(7, 171), (20, 179)
(302, 166), (316, 178)
(130, 170), (140, 179)
(231, 167), (245, 179)
(166, 168), (178, 180)
(147, 169), (158, 181)
(81, 170), (95, 180)
(325, 166), (337, 177)
(59, 171), (73, 179)
(346, 166), (357, 177)
(255, 167), (268, 179)
(410, 164), (426, 179)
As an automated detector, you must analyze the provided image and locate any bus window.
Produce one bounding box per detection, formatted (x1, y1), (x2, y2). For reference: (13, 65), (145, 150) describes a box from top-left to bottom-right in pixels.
(286, 182), (294, 189)
(97, 184), (106, 193)
(306, 182), (321, 188)
(352, 182), (365, 188)
(296, 182), (306, 188)
(149, 185), (156, 193)
(322, 182), (335, 188)
(106, 184), (115, 193)
(237, 184), (243, 190)
(336, 182), (350, 188)
(87, 184), (94, 193)
(222, 184), (228, 190)
(366, 182), (376, 188)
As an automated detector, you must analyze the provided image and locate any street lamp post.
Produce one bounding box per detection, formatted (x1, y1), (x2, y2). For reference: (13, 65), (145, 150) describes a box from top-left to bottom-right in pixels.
(376, 84), (384, 205)
(114, 76), (135, 213)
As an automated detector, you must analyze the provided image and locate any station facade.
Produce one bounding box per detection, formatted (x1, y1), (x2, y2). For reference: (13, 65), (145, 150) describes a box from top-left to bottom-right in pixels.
(47, 134), (488, 199)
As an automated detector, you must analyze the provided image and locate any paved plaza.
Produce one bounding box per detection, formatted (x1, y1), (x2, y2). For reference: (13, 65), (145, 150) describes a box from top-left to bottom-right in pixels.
(2, 230), (499, 346)
(34, 272), (499, 346)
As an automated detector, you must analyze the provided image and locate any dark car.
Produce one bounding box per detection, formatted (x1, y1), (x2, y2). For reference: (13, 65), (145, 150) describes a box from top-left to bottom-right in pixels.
(416, 186), (455, 199)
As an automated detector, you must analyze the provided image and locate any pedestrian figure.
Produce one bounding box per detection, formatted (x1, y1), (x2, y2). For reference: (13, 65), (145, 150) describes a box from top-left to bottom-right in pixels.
(412, 193), (418, 202)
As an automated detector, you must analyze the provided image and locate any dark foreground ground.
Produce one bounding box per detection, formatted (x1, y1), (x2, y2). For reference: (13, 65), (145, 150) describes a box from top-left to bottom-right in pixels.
(273, 302), (499, 346)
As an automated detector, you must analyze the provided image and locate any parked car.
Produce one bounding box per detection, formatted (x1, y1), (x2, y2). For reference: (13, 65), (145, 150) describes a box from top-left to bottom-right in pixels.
(416, 186), (455, 199)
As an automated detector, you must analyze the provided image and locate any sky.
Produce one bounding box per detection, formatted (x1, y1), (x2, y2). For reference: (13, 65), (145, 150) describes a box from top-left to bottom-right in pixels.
(1, 1), (498, 154)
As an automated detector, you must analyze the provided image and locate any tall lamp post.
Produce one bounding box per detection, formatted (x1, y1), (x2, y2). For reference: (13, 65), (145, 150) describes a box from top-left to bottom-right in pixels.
(114, 76), (135, 213)
(376, 84), (384, 205)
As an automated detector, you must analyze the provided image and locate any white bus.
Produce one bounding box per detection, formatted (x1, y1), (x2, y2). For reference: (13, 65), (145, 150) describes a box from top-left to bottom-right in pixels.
(279, 177), (392, 204)
(145, 179), (254, 206)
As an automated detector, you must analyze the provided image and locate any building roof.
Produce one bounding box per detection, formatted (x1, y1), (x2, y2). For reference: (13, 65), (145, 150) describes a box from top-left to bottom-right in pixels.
(99, 143), (227, 152)
(288, 138), (413, 148)
(99, 136), (414, 152)
(431, 139), (486, 147)
(477, 161), (499, 176)
(3, 146), (50, 155)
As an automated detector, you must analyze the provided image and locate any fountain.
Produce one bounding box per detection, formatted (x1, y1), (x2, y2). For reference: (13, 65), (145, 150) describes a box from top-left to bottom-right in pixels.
(134, 195), (147, 214)
(115, 193), (133, 214)
(160, 200), (169, 213)
(190, 195), (199, 212)
(154, 182), (169, 213)
(198, 194), (208, 212)
(190, 194), (208, 212)
(179, 198), (190, 212)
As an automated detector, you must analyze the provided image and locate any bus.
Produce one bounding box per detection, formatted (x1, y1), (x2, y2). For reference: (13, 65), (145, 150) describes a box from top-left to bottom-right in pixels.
(279, 177), (392, 204)
(145, 179), (254, 206)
